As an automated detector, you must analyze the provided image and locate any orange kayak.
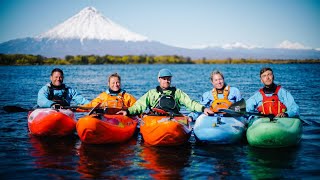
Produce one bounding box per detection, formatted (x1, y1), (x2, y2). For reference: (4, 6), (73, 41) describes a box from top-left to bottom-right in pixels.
(76, 114), (138, 144)
(140, 115), (191, 146)
(27, 108), (76, 136)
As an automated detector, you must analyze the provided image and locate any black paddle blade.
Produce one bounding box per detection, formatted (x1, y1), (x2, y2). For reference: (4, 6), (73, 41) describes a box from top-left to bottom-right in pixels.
(3, 106), (30, 112)
(219, 109), (244, 117)
(229, 98), (246, 112)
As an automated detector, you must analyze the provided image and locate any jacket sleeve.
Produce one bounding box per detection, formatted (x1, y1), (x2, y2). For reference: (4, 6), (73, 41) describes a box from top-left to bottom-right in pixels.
(124, 93), (137, 107)
(128, 90), (154, 115)
(81, 92), (104, 108)
(176, 89), (204, 113)
(188, 91), (211, 120)
(246, 91), (261, 113)
(68, 88), (90, 105)
(37, 86), (55, 108)
(278, 88), (300, 117)
(230, 87), (242, 103)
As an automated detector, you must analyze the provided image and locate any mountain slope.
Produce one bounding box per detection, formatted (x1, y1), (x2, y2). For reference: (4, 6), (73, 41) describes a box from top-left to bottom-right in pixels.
(37, 7), (148, 42)
(0, 6), (319, 59)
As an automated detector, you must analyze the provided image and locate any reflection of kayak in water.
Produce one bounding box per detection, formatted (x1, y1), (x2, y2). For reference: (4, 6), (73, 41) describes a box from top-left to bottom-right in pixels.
(247, 117), (302, 148)
(140, 146), (192, 179)
(29, 135), (77, 169)
(27, 108), (76, 136)
(76, 114), (138, 144)
(77, 140), (136, 178)
(140, 115), (191, 146)
(193, 114), (246, 144)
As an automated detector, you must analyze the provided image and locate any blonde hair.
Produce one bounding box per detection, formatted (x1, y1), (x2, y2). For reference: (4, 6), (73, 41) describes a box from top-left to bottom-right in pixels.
(210, 70), (224, 81)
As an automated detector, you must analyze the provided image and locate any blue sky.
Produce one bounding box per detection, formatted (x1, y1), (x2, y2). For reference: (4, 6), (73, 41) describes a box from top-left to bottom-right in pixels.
(0, 0), (319, 49)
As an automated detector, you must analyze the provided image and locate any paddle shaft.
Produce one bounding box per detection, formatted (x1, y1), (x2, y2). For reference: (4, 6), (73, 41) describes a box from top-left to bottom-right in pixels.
(4, 105), (98, 113)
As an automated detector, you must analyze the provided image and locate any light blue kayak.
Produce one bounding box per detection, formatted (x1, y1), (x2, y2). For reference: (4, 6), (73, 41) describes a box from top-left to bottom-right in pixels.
(193, 114), (246, 144)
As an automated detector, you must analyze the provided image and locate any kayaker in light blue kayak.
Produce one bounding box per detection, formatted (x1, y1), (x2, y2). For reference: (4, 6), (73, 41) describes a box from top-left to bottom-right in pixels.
(37, 68), (89, 108)
(117, 68), (213, 116)
(246, 67), (299, 118)
(188, 70), (242, 121)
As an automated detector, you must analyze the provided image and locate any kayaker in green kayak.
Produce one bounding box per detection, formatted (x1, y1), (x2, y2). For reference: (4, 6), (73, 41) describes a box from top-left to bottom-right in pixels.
(37, 68), (89, 108)
(117, 68), (213, 116)
(188, 70), (242, 121)
(246, 67), (299, 118)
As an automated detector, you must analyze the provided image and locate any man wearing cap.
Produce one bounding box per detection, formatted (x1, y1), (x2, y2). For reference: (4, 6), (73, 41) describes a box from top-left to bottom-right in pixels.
(117, 68), (213, 116)
(246, 67), (299, 118)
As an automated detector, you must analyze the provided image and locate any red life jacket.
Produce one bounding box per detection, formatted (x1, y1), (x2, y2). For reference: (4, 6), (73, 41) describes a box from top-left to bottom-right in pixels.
(257, 85), (287, 116)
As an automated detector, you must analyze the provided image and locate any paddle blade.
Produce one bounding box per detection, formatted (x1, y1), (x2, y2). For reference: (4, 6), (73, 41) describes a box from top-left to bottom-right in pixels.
(3, 106), (30, 112)
(229, 98), (246, 112)
(219, 109), (244, 117)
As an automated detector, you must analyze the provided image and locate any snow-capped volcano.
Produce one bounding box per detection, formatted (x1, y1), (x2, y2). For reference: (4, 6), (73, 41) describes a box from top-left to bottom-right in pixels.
(1, 6), (320, 59)
(37, 7), (148, 42)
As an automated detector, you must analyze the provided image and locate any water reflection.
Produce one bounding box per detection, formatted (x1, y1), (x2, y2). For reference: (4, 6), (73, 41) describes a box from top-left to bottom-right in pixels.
(29, 135), (77, 170)
(77, 138), (137, 179)
(246, 146), (300, 179)
(139, 145), (192, 179)
(191, 144), (244, 178)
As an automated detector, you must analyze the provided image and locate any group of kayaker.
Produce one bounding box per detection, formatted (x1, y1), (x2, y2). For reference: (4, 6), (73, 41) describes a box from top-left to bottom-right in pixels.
(37, 67), (299, 119)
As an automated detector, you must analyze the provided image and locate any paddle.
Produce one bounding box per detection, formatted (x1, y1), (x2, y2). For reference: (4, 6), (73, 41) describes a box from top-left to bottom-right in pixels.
(151, 107), (183, 117)
(218, 108), (272, 117)
(3, 105), (94, 113)
(207, 98), (246, 116)
(87, 103), (101, 115)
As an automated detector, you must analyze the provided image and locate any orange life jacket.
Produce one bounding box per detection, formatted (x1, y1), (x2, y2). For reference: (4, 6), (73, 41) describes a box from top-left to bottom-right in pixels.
(257, 85), (287, 116)
(99, 91), (126, 109)
(210, 85), (233, 112)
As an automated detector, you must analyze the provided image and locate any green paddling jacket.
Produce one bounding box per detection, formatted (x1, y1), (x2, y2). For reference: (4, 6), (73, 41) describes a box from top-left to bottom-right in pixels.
(127, 87), (205, 115)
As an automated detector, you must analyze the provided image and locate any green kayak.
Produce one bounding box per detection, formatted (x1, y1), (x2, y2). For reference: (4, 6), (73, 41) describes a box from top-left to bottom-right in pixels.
(246, 117), (302, 148)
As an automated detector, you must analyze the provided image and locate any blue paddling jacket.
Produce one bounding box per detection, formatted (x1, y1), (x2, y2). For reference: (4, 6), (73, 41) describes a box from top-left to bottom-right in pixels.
(246, 86), (299, 118)
(188, 86), (242, 120)
(37, 83), (89, 108)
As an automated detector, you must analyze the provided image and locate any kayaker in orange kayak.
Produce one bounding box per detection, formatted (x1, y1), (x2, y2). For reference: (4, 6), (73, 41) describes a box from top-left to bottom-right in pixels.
(117, 69), (213, 116)
(37, 68), (89, 108)
(81, 73), (137, 113)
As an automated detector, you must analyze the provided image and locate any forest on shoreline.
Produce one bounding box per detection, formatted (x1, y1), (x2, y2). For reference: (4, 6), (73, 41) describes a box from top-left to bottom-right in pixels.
(1, 53), (320, 65)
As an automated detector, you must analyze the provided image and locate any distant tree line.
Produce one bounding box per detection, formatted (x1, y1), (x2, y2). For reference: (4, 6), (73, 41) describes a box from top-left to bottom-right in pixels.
(0, 53), (319, 65)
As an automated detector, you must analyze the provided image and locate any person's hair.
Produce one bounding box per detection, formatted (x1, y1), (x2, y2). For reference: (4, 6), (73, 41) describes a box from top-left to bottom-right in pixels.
(108, 73), (121, 83)
(210, 70), (224, 81)
(51, 68), (64, 76)
(260, 67), (273, 77)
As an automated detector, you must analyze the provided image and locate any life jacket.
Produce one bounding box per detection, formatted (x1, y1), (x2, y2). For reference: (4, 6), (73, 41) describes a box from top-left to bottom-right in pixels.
(210, 85), (233, 112)
(257, 85), (287, 116)
(100, 91), (126, 109)
(48, 84), (69, 106)
(153, 86), (180, 114)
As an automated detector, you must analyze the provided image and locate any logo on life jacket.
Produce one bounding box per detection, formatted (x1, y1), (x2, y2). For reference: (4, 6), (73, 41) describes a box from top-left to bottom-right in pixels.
(210, 85), (233, 112)
(257, 85), (287, 116)
(153, 86), (179, 114)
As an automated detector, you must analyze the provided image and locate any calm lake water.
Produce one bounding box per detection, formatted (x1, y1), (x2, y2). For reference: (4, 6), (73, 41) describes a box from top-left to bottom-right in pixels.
(0, 64), (319, 179)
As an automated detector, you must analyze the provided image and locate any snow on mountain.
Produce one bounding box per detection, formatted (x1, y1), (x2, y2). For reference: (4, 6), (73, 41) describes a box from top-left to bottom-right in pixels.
(277, 40), (309, 50)
(37, 7), (148, 42)
(221, 42), (258, 49)
(1, 6), (320, 59)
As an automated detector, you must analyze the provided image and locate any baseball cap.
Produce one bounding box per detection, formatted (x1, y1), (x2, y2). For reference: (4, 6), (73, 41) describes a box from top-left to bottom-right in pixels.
(158, 69), (172, 78)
